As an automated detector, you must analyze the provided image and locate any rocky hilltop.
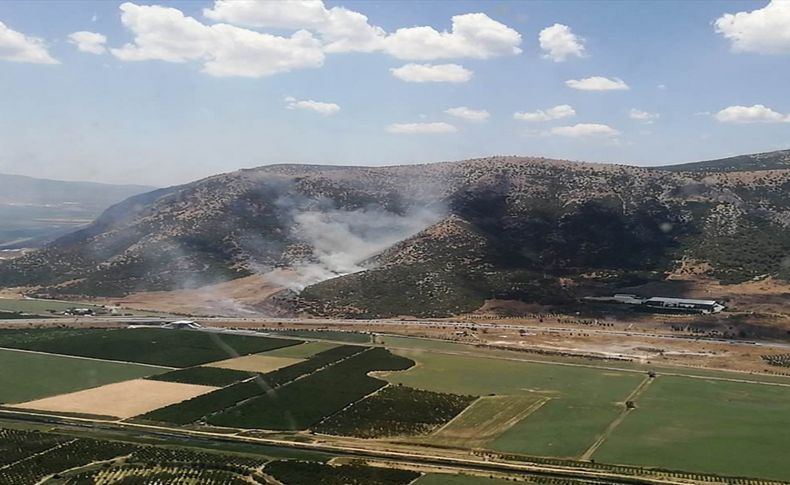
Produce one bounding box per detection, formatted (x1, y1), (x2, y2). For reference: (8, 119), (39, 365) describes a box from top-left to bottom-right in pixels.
(0, 153), (788, 317)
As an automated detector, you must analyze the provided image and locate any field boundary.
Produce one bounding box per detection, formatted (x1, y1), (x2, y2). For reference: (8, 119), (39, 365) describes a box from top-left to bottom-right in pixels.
(0, 346), (176, 370)
(385, 342), (790, 389)
(580, 376), (656, 461)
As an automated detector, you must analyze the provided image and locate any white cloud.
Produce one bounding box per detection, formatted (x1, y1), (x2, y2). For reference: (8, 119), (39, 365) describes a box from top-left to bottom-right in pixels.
(629, 108), (660, 123)
(390, 63), (472, 83)
(514, 104), (575, 122)
(539, 23), (585, 62)
(203, 1), (521, 60)
(549, 123), (620, 137)
(285, 96), (340, 115)
(68, 31), (107, 54)
(110, 2), (325, 78)
(566, 76), (629, 91)
(0, 21), (58, 64)
(715, 104), (790, 123)
(203, 0), (385, 53)
(382, 13), (522, 60)
(445, 106), (490, 122)
(714, 0), (790, 54)
(386, 122), (458, 134)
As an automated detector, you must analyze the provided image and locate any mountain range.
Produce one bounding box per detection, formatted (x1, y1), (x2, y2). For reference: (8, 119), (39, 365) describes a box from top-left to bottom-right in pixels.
(0, 150), (788, 318)
(0, 173), (154, 249)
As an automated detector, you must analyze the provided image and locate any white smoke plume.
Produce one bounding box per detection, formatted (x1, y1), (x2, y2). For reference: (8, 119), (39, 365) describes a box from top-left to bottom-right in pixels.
(270, 205), (442, 290)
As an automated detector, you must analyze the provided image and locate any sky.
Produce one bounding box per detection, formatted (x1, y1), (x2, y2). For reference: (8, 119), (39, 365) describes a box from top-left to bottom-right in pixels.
(1, 0), (789, 186)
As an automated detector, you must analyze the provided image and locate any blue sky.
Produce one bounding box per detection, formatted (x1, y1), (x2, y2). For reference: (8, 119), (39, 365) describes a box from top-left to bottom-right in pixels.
(1, 0), (789, 185)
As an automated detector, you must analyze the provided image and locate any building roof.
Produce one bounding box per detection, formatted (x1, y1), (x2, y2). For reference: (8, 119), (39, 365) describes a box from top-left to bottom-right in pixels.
(645, 297), (718, 306)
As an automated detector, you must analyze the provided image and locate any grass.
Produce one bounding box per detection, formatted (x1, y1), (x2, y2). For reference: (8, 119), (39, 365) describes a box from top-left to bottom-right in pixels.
(0, 328), (302, 367)
(383, 350), (643, 458)
(0, 348), (168, 404)
(427, 395), (548, 448)
(208, 348), (414, 430)
(146, 367), (257, 387)
(0, 298), (101, 315)
(314, 385), (476, 438)
(593, 376), (790, 481)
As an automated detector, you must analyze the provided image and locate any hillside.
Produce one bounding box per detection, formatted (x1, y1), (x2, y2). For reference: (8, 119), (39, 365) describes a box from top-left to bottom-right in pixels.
(0, 173), (154, 249)
(0, 154), (788, 317)
(663, 149), (790, 173)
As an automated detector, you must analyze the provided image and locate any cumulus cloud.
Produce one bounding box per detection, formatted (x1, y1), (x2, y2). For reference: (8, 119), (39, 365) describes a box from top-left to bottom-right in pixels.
(204, 0), (385, 53)
(549, 123), (620, 137)
(445, 106), (490, 122)
(203, 0), (521, 59)
(284, 96), (340, 115)
(714, 1), (790, 54)
(110, 2), (325, 78)
(382, 13), (522, 60)
(715, 104), (790, 123)
(566, 76), (629, 91)
(629, 108), (660, 123)
(386, 122), (458, 134)
(514, 104), (575, 122)
(68, 31), (107, 54)
(93, 2), (522, 78)
(0, 21), (58, 64)
(390, 63), (472, 83)
(539, 23), (585, 62)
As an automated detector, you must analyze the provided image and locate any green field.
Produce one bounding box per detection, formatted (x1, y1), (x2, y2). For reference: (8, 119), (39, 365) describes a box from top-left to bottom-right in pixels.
(0, 298), (102, 315)
(384, 350), (644, 458)
(147, 366), (257, 387)
(593, 376), (790, 480)
(0, 328), (301, 367)
(261, 341), (340, 358)
(0, 349), (167, 404)
(208, 348), (414, 430)
(314, 386), (476, 438)
(139, 345), (369, 425)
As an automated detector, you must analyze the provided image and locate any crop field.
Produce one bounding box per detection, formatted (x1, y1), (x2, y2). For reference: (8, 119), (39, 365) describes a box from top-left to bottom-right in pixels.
(592, 376), (790, 481)
(0, 349), (167, 404)
(426, 395), (549, 448)
(0, 426), (438, 485)
(208, 348), (414, 430)
(0, 327), (301, 367)
(11, 379), (218, 419)
(385, 350), (643, 458)
(206, 353), (304, 373)
(147, 366), (257, 387)
(138, 345), (369, 425)
(261, 341), (340, 358)
(314, 385), (476, 438)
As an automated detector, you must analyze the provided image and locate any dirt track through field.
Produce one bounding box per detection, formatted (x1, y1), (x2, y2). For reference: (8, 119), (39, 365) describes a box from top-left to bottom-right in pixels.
(580, 376), (656, 461)
(428, 395), (549, 448)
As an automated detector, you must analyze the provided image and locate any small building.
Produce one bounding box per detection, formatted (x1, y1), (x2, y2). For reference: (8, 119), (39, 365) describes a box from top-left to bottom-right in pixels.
(642, 297), (724, 314)
(163, 320), (202, 330)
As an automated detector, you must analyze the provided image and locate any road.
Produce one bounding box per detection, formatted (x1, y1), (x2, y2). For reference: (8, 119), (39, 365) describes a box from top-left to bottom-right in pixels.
(0, 408), (720, 485)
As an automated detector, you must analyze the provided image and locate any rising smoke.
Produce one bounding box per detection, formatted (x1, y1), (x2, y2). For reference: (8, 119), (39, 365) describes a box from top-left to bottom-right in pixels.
(270, 204), (443, 291)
